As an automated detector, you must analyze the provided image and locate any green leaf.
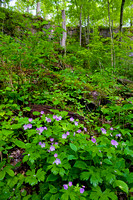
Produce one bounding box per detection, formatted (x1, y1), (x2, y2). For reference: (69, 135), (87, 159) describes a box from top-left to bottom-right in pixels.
(74, 161), (88, 169)
(46, 174), (58, 182)
(33, 111), (40, 116)
(36, 169), (45, 182)
(90, 173), (103, 187)
(0, 170), (6, 180)
(113, 180), (128, 193)
(6, 168), (15, 177)
(14, 140), (25, 148)
(80, 171), (91, 180)
(49, 184), (58, 194)
(103, 159), (113, 165)
(67, 155), (77, 160)
(70, 143), (77, 152)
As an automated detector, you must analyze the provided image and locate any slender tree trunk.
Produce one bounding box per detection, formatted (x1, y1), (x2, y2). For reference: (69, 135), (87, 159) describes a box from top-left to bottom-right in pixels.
(107, 0), (114, 67)
(61, 10), (67, 48)
(79, 5), (82, 46)
(26, 0), (30, 13)
(36, 1), (41, 16)
(87, 15), (90, 48)
(120, 0), (126, 33)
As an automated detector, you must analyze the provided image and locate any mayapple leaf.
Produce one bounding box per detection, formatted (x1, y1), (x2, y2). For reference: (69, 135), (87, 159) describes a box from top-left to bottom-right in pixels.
(113, 180), (128, 193)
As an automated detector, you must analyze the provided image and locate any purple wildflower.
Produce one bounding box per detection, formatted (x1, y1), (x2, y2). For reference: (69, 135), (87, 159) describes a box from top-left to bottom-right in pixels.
(50, 146), (55, 151)
(73, 132), (76, 136)
(28, 118), (33, 122)
(91, 138), (96, 143)
(110, 127), (114, 130)
(77, 129), (81, 133)
(46, 117), (51, 123)
(54, 153), (58, 158)
(27, 124), (32, 129)
(40, 111), (44, 115)
(50, 138), (54, 142)
(38, 142), (45, 148)
(62, 134), (67, 139)
(63, 184), (68, 190)
(66, 131), (70, 135)
(80, 188), (85, 193)
(23, 124), (28, 130)
(84, 127), (87, 132)
(53, 158), (61, 165)
(101, 128), (106, 134)
(111, 140), (118, 148)
(70, 117), (74, 122)
(55, 142), (58, 145)
(116, 134), (121, 137)
(68, 182), (72, 187)
(36, 127), (47, 135)
(74, 121), (78, 126)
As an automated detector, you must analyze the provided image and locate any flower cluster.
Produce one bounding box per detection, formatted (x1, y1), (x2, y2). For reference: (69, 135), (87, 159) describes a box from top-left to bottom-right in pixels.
(53, 153), (61, 165)
(23, 124), (32, 130)
(63, 182), (73, 190)
(36, 126), (47, 135)
(53, 115), (62, 121)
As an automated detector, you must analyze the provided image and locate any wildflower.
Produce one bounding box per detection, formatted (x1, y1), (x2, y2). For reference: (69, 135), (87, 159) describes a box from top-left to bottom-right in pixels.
(101, 128), (106, 134)
(80, 188), (85, 193)
(116, 134), (121, 137)
(110, 127), (113, 131)
(66, 131), (70, 135)
(111, 140), (118, 148)
(58, 116), (62, 120)
(55, 142), (58, 145)
(39, 142), (45, 148)
(36, 127), (47, 135)
(54, 153), (58, 158)
(74, 121), (78, 126)
(40, 111), (44, 115)
(70, 117), (74, 122)
(77, 129), (81, 133)
(27, 124), (32, 129)
(53, 115), (57, 119)
(63, 184), (68, 190)
(73, 132), (76, 136)
(50, 138), (54, 142)
(91, 138), (96, 143)
(68, 182), (72, 187)
(53, 158), (61, 165)
(84, 127), (87, 132)
(46, 117), (51, 122)
(23, 124), (28, 130)
(62, 134), (67, 139)
(28, 118), (33, 122)
(50, 146), (55, 151)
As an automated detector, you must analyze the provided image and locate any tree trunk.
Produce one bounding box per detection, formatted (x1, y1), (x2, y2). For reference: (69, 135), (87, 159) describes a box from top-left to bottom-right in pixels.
(79, 5), (82, 46)
(27, 0), (30, 13)
(107, 0), (114, 67)
(120, 0), (125, 32)
(36, 1), (41, 16)
(87, 15), (90, 48)
(61, 10), (67, 48)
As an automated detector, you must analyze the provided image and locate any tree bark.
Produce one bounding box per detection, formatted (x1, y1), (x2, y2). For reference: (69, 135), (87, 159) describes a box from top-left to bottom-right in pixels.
(61, 10), (67, 48)
(87, 15), (90, 48)
(107, 0), (114, 67)
(36, 1), (41, 16)
(120, 0), (126, 32)
(79, 5), (82, 46)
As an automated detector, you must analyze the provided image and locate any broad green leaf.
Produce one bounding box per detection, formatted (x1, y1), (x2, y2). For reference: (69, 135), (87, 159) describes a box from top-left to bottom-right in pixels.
(67, 155), (77, 160)
(49, 184), (58, 194)
(46, 174), (58, 182)
(70, 143), (77, 152)
(90, 173), (103, 187)
(103, 159), (113, 165)
(14, 140), (25, 148)
(74, 161), (88, 169)
(0, 170), (6, 180)
(80, 171), (91, 180)
(113, 180), (128, 193)
(6, 168), (15, 177)
(33, 111), (40, 116)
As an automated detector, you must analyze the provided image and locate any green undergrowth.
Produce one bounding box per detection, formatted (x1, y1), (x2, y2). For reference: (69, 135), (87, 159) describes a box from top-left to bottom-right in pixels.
(0, 9), (133, 199)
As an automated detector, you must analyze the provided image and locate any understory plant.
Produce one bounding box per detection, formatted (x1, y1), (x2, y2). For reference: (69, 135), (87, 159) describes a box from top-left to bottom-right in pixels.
(0, 109), (132, 200)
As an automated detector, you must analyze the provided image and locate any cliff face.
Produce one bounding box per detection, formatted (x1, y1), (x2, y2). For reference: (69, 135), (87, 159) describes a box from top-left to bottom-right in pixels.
(0, 7), (132, 43)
